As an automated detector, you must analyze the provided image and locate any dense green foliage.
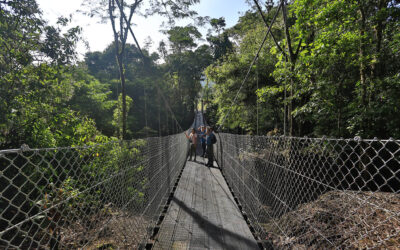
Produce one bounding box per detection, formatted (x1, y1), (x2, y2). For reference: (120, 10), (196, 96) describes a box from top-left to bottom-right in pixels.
(2, 0), (399, 145)
(0, 1), (199, 247)
(205, 0), (400, 139)
(0, 0), (104, 149)
(0, 0), (213, 150)
(1, 0), (400, 248)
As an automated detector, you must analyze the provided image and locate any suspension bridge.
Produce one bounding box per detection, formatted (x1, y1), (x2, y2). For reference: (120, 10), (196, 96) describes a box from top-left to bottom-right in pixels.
(1, 1), (399, 247)
(1, 111), (399, 249)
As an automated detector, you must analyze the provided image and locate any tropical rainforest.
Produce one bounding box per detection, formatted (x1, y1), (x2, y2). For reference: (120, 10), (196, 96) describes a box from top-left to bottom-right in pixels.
(1, 0), (400, 152)
(1, 1), (400, 248)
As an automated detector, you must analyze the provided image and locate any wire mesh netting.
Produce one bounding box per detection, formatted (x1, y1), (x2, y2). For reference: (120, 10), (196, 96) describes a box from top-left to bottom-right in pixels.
(0, 134), (188, 249)
(214, 134), (400, 249)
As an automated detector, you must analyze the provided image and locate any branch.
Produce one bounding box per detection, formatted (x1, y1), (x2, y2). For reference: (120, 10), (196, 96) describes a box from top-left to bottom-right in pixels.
(253, 0), (287, 59)
(109, 0), (121, 61)
(115, 0), (142, 44)
(281, 0), (295, 63)
(294, 38), (302, 57)
(109, 0), (119, 48)
(160, 0), (174, 25)
(114, 0), (145, 59)
(119, 0), (124, 50)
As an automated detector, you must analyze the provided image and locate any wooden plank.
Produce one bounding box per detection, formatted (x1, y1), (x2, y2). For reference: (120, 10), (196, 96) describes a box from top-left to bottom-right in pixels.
(211, 166), (259, 250)
(205, 165), (226, 250)
(154, 157), (259, 250)
(170, 162), (196, 249)
(211, 166), (243, 250)
(188, 162), (207, 249)
(153, 162), (195, 249)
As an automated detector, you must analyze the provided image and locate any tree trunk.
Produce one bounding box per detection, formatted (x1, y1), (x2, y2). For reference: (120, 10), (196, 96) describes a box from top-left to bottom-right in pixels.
(109, 0), (127, 139)
(337, 80), (343, 136)
(371, 0), (386, 80)
(358, 3), (368, 108)
(282, 1), (298, 136)
(117, 54), (127, 139)
(109, 0), (140, 139)
(289, 65), (294, 136)
(144, 87), (148, 136)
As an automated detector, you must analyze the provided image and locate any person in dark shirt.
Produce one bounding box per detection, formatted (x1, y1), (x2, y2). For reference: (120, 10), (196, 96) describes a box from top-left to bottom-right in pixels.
(198, 125), (206, 157)
(205, 127), (216, 167)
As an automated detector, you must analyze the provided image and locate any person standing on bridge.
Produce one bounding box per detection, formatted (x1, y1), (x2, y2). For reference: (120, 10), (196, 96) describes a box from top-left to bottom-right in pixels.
(205, 127), (216, 167)
(198, 125), (206, 157)
(185, 128), (197, 162)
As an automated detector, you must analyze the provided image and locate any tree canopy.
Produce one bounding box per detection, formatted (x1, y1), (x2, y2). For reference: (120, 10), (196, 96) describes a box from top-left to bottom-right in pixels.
(205, 0), (400, 139)
(1, 0), (400, 151)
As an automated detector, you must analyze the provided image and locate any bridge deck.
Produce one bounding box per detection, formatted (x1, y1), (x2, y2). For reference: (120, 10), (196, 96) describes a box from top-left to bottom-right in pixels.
(153, 157), (259, 250)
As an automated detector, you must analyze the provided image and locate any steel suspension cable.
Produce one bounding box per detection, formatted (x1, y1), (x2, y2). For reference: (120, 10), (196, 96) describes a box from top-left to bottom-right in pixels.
(217, 1), (282, 131)
(157, 87), (185, 132)
(115, 0), (185, 133)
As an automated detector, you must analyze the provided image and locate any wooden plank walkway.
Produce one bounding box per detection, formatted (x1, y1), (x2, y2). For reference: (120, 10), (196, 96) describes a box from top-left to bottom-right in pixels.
(153, 157), (259, 250)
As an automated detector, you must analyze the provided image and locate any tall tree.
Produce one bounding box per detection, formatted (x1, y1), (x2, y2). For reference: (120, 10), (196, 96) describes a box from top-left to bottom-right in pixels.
(83, 0), (201, 138)
(206, 0), (400, 138)
(163, 25), (213, 124)
(207, 17), (233, 60)
(109, 0), (142, 139)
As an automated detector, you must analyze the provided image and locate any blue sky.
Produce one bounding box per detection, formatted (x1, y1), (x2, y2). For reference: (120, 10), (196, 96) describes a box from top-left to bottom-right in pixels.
(195, 0), (249, 27)
(36, 0), (251, 57)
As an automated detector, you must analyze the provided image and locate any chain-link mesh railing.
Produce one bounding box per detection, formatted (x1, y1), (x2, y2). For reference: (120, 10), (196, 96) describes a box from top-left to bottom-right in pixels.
(0, 133), (189, 249)
(214, 134), (400, 249)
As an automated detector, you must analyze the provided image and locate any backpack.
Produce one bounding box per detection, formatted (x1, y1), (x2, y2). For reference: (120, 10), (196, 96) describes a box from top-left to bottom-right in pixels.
(211, 134), (217, 144)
